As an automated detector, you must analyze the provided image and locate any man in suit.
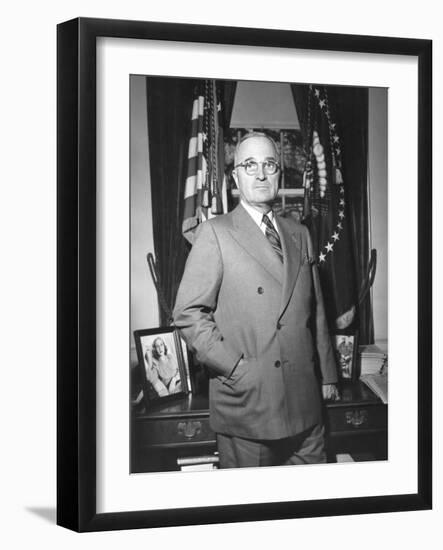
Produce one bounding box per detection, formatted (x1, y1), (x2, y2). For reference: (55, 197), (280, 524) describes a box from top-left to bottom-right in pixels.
(173, 132), (339, 468)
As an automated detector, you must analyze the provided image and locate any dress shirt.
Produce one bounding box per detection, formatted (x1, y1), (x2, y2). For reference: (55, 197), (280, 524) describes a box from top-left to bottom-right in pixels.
(240, 200), (280, 236)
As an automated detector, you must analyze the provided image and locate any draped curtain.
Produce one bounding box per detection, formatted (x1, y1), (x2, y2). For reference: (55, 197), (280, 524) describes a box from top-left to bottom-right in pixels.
(221, 80), (237, 133)
(146, 77), (195, 325)
(146, 78), (237, 326)
(335, 87), (374, 345)
(292, 84), (374, 344)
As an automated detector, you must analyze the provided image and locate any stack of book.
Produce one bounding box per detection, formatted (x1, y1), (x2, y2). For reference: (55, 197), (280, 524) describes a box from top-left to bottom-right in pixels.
(358, 344), (387, 376)
(177, 454), (219, 472)
(358, 344), (388, 404)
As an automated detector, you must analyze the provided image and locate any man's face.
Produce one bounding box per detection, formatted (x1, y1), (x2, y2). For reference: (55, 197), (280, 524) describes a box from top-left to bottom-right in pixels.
(232, 136), (280, 212)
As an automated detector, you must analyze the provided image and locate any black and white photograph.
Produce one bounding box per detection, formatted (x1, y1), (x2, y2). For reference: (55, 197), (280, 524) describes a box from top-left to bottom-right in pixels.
(333, 331), (358, 381)
(130, 75), (388, 473)
(55, 9), (432, 534)
(134, 327), (190, 405)
(1, 0), (438, 544)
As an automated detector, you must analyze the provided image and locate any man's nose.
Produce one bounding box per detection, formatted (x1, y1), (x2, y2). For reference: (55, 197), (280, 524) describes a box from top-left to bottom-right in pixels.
(256, 163), (266, 180)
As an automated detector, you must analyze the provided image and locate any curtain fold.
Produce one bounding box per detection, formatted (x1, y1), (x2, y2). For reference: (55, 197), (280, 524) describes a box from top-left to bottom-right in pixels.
(220, 80), (237, 131)
(291, 84), (310, 146)
(334, 87), (373, 344)
(146, 77), (195, 325)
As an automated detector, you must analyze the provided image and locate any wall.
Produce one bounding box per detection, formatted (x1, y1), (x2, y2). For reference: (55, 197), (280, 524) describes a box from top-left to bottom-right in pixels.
(130, 76), (159, 349)
(369, 88), (388, 347)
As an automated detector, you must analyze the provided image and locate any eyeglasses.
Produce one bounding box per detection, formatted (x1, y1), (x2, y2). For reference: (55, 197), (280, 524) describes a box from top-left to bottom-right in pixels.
(234, 160), (280, 176)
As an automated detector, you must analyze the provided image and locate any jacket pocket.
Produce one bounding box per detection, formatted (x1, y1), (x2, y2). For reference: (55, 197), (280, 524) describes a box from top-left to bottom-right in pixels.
(222, 356), (257, 391)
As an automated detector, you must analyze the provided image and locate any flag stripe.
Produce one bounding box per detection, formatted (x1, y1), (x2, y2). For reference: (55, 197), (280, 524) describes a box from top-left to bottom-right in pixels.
(182, 82), (227, 243)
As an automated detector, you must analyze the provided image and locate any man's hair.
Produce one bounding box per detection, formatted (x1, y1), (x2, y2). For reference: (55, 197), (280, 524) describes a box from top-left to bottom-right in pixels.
(234, 131), (279, 165)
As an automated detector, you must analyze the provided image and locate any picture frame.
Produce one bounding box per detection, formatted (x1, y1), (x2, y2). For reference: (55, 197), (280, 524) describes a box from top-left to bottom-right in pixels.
(333, 330), (359, 382)
(134, 327), (191, 406)
(57, 17), (432, 532)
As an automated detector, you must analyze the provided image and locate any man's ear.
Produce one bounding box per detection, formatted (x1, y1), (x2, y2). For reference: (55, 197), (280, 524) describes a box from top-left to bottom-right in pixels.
(232, 168), (239, 188)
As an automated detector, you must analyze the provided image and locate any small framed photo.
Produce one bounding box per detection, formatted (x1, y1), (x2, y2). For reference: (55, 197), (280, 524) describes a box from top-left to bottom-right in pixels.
(333, 331), (359, 382)
(134, 327), (190, 406)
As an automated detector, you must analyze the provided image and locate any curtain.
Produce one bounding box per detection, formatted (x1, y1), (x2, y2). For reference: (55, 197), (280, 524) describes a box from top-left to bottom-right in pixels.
(146, 77), (196, 325)
(335, 87), (373, 344)
(220, 80), (237, 132)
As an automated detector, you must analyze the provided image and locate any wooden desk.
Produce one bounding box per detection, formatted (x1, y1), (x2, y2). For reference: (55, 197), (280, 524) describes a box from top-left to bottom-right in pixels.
(131, 380), (387, 473)
(324, 380), (387, 462)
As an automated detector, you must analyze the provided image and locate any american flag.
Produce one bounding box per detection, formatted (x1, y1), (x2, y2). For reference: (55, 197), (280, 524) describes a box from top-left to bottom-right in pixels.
(182, 80), (228, 244)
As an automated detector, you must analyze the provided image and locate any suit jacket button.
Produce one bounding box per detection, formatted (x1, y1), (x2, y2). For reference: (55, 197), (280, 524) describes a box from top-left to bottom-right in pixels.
(257, 286), (264, 294)
(274, 360), (281, 368)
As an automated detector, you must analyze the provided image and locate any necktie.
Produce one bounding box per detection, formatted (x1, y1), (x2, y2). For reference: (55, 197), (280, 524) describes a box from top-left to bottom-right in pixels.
(262, 214), (283, 263)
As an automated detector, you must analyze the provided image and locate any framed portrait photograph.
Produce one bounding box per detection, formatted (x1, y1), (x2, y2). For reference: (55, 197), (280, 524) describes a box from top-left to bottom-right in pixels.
(134, 327), (190, 405)
(333, 331), (359, 382)
(57, 17), (432, 532)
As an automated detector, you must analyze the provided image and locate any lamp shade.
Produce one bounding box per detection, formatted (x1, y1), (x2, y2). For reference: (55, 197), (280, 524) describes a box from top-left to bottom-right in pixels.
(230, 81), (300, 130)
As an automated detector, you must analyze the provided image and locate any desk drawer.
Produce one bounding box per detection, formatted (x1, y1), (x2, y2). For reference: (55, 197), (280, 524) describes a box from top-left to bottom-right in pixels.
(328, 404), (387, 433)
(135, 416), (215, 447)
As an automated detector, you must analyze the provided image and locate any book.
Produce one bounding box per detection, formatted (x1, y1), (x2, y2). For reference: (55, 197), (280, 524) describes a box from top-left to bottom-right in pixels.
(360, 372), (388, 404)
(177, 454), (219, 467)
(179, 463), (218, 471)
(358, 344), (387, 376)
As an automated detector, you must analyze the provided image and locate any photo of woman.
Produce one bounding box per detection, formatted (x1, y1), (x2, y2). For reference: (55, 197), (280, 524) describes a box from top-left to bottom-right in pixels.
(142, 335), (182, 397)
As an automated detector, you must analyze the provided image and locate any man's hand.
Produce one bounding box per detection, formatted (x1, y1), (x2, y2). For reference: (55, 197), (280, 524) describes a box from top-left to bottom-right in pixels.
(322, 383), (340, 401)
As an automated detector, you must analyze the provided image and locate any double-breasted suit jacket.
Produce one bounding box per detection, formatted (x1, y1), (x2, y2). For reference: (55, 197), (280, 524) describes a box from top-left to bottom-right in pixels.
(173, 204), (337, 441)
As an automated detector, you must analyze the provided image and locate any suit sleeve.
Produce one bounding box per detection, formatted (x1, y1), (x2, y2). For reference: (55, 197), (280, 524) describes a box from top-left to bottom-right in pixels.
(304, 225), (338, 385)
(173, 222), (242, 378)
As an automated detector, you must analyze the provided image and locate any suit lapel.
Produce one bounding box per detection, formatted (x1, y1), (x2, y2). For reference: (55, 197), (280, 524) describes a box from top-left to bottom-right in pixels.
(229, 205), (283, 285)
(277, 216), (302, 318)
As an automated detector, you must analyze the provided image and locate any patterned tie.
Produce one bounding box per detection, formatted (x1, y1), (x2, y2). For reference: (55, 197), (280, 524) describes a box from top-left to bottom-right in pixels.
(262, 214), (283, 263)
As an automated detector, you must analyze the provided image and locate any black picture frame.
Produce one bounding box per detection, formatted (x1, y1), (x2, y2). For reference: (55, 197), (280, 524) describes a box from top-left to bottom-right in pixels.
(134, 327), (191, 406)
(57, 17), (432, 532)
(333, 330), (359, 382)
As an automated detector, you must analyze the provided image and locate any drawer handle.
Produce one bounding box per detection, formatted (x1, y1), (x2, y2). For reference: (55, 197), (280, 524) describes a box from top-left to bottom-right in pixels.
(345, 410), (368, 428)
(177, 421), (202, 440)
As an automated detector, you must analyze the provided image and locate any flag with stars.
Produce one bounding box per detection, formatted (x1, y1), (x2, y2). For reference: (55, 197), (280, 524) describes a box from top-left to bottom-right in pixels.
(182, 80), (228, 244)
(303, 85), (357, 330)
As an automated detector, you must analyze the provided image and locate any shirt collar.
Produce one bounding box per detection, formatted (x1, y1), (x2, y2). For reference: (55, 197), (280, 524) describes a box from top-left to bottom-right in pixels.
(240, 200), (275, 228)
